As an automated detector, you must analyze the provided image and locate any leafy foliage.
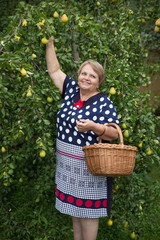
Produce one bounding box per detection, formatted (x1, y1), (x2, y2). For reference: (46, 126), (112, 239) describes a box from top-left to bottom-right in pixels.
(0, 0), (160, 239)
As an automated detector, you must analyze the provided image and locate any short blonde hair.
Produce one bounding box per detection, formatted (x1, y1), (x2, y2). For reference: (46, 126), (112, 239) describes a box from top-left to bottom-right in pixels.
(78, 60), (105, 87)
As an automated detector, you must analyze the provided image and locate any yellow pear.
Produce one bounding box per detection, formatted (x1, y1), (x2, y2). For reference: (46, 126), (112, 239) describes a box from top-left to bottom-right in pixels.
(107, 219), (113, 226)
(61, 14), (68, 23)
(109, 87), (116, 95)
(146, 149), (153, 155)
(21, 67), (27, 76)
(47, 97), (53, 103)
(1, 146), (6, 153)
(26, 89), (32, 97)
(53, 11), (59, 18)
(41, 37), (48, 44)
(22, 19), (27, 26)
(122, 123), (127, 129)
(154, 26), (159, 32)
(130, 232), (136, 239)
(155, 18), (160, 26)
(32, 53), (37, 58)
(124, 130), (129, 138)
(39, 150), (46, 157)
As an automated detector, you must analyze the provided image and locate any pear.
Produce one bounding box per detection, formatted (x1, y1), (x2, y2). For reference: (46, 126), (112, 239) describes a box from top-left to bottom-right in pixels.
(26, 89), (32, 97)
(155, 18), (160, 27)
(47, 97), (53, 103)
(1, 146), (6, 153)
(21, 67), (27, 76)
(40, 150), (46, 157)
(61, 14), (68, 23)
(32, 53), (37, 58)
(154, 26), (159, 32)
(41, 37), (48, 44)
(109, 87), (116, 95)
(53, 11), (59, 18)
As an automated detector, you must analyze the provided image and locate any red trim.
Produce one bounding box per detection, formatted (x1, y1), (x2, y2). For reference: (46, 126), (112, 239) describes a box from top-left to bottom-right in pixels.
(55, 185), (107, 209)
(56, 148), (85, 161)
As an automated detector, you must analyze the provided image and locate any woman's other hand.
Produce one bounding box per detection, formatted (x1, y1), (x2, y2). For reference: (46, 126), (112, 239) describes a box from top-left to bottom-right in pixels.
(76, 119), (94, 132)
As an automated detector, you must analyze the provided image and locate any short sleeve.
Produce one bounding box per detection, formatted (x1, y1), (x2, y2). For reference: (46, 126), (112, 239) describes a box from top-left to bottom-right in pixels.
(62, 75), (78, 99)
(98, 97), (119, 126)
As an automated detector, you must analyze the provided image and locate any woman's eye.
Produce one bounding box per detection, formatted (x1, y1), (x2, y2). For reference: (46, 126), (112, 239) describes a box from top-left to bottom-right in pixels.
(81, 72), (86, 75)
(90, 74), (95, 78)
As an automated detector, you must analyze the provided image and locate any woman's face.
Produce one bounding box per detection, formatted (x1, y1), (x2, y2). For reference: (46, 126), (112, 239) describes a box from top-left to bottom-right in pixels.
(78, 64), (99, 93)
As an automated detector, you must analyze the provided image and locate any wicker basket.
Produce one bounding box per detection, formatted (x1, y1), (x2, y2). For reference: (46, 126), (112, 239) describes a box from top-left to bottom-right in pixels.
(82, 123), (138, 177)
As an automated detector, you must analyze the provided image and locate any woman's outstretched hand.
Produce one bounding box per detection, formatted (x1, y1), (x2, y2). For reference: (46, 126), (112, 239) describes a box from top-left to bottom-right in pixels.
(47, 36), (54, 46)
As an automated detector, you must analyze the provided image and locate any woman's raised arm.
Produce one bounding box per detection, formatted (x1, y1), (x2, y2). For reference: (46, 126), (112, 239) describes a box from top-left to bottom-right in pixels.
(46, 36), (66, 95)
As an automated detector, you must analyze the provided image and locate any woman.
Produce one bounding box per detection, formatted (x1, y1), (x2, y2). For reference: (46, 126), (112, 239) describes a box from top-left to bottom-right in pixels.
(46, 36), (119, 240)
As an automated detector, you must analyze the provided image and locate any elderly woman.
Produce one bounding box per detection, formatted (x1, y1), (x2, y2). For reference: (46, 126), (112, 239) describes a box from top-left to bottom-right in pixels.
(46, 36), (119, 240)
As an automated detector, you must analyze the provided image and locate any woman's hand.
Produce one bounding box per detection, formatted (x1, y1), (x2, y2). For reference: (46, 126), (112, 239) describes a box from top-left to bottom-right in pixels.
(76, 119), (94, 132)
(76, 119), (118, 141)
(47, 36), (54, 46)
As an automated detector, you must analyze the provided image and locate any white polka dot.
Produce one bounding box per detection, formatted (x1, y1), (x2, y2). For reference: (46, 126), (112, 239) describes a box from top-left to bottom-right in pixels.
(68, 124), (72, 128)
(68, 137), (73, 142)
(59, 126), (63, 131)
(61, 114), (65, 118)
(69, 88), (73, 93)
(86, 141), (90, 145)
(100, 97), (104, 102)
(65, 129), (70, 133)
(63, 121), (66, 126)
(61, 103), (65, 108)
(93, 116), (97, 121)
(105, 110), (110, 115)
(79, 109), (83, 113)
(77, 139), (81, 144)
(100, 116), (105, 121)
(80, 134), (85, 138)
(113, 112), (116, 116)
(93, 108), (97, 112)
(66, 83), (69, 88)
(85, 111), (90, 116)
(109, 104), (113, 109)
(108, 118), (113, 122)
(65, 96), (69, 100)
(63, 108), (68, 112)
(73, 131), (78, 136)
(93, 101), (97, 105)
(116, 120), (119, 124)
(88, 136), (92, 141)
(57, 117), (60, 123)
(78, 115), (82, 119)
(91, 131), (95, 135)
(62, 134), (65, 139)
(71, 94), (74, 98)
(72, 81), (76, 85)
(72, 112), (76, 116)
(73, 107), (77, 110)
(71, 118), (75, 123)
(67, 101), (71, 106)
(86, 106), (90, 109)
(68, 111), (72, 115)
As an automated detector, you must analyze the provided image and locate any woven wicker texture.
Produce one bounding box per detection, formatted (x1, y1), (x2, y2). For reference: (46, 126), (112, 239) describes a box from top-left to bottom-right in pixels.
(82, 123), (137, 177)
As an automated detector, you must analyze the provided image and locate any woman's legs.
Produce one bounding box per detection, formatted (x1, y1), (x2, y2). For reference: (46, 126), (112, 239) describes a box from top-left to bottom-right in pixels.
(72, 216), (99, 240)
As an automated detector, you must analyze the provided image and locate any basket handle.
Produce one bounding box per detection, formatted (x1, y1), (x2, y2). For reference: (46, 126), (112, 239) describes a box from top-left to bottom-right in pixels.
(98, 123), (124, 145)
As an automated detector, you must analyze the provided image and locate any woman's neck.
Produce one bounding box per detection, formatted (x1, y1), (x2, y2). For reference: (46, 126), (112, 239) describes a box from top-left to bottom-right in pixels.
(80, 89), (99, 101)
